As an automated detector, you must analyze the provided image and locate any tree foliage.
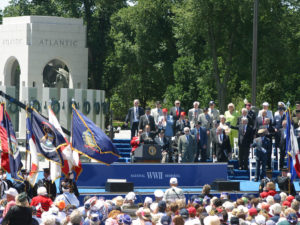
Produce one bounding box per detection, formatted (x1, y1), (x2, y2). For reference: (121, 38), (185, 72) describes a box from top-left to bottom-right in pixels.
(2, 0), (300, 120)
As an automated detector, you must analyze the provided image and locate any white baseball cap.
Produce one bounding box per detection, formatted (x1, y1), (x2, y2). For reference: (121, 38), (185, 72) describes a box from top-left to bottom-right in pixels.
(154, 190), (164, 198)
(262, 102), (269, 106)
(125, 192), (136, 201)
(144, 197), (153, 204)
(37, 186), (47, 196)
(170, 177), (178, 185)
(4, 188), (18, 197)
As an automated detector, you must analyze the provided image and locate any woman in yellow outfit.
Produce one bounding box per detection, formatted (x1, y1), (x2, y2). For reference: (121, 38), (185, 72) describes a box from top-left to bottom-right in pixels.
(224, 103), (240, 147)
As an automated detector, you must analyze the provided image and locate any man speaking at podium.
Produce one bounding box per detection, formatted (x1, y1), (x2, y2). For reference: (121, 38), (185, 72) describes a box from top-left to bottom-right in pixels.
(178, 127), (196, 162)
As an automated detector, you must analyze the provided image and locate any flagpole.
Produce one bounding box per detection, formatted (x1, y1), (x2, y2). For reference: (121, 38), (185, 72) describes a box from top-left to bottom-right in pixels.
(287, 102), (291, 195)
(288, 155), (291, 195)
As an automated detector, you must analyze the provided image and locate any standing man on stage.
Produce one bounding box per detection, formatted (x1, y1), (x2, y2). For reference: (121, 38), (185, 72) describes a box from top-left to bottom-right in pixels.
(231, 118), (253, 170)
(178, 127), (196, 162)
(125, 99), (145, 138)
(188, 101), (202, 129)
(151, 101), (163, 127)
(251, 129), (272, 181)
(139, 107), (155, 132)
(33, 168), (57, 201)
(170, 100), (184, 134)
(191, 121), (207, 162)
(212, 127), (231, 163)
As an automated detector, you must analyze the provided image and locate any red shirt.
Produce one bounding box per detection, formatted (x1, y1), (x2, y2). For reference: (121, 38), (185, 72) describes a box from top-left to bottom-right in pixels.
(30, 195), (53, 218)
(130, 136), (140, 152)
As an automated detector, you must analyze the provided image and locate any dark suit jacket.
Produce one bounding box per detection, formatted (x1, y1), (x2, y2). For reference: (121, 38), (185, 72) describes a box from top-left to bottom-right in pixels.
(170, 107), (184, 121)
(231, 124), (253, 148)
(154, 136), (170, 151)
(191, 127), (208, 149)
(212, 132), (231, 162)
(140, 132), (156, 144)
(125, 107), (145, 128)
(273, 114), (286, 130)
(138, 114), (155, 131)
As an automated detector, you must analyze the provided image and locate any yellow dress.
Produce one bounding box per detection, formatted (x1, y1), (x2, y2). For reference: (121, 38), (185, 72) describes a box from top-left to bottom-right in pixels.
(224, 110), (239, 148)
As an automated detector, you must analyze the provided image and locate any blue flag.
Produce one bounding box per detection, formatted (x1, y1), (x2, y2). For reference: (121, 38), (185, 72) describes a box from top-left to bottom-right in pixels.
(3, 108), (23, 181)
(71, 105), (120, 165)
(31, 110), (66, 165)
(286, 109), (299, 180)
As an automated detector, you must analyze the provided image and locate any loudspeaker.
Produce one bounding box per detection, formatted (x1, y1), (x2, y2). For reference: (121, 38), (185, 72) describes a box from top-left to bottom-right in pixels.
(105, 182), (134, 192)
(211, 180), (240, 191)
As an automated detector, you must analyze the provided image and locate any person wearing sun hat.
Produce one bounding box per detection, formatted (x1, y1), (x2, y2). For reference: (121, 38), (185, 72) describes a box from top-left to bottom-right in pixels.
(2, 187), (18, 217)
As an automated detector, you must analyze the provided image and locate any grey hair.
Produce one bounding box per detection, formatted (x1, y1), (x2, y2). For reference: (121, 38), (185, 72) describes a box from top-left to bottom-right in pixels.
(70, 209), (82, 224)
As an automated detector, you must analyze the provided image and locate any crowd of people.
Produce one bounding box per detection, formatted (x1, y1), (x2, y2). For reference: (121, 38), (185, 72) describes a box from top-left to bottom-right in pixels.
(126, 100), (300, 179)
(1, 174), (300, 225)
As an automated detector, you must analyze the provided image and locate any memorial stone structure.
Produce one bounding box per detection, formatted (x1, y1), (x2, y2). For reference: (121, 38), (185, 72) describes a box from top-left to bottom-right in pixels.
(0, 16), (105, 138)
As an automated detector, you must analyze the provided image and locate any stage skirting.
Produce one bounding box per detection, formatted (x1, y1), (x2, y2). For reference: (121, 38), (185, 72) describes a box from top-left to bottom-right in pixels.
(77, 163), (228, 188)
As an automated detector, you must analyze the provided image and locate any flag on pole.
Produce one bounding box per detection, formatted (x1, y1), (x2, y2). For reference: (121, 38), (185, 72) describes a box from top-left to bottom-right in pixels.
(4, 107), (23, 180)
(26, 114), (39, 186)
(286, 108), (300, 180)
(48, 106), (82, 180)
(71, 105), (120, 165)
(31, 109), (66, 182)
(0, 103), (10, 172)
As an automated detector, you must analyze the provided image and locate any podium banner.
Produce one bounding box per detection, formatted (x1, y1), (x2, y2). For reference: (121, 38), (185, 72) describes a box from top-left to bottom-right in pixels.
(77, 163), (228, 188)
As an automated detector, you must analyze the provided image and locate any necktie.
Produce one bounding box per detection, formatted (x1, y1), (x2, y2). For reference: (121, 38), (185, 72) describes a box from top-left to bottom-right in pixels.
(243, 126), (246, 135)
(186, 135), (189, 142)
(262, 117), (265, 125)
(176, 108), (179, 117)
(197, 130), (200, 142)
(206, 114), (209, 121)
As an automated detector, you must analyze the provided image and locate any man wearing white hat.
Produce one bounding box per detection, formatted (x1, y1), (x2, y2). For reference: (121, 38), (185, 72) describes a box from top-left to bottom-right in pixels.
(163, 178), (185, 203)
(3, 187), (18, 217)
(154, 190), (164, 202)
(258, 102), (274, 122)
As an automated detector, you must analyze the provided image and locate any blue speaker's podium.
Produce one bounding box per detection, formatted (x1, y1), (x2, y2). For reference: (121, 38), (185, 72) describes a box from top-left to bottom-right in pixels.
(134, 144), (161, 163)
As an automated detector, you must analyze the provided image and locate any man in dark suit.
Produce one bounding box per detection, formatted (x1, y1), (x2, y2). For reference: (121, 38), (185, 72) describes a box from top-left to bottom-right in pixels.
(125, 99), (145, 138)
(178, 127), (196, 162)
(154, 129), (171, 163)
(245, 103), (256, 128)
(140, 125), (155, 144)
(279, 120), (287, 169)
(231, 118), (253, 170)
(170, 100), (184, 134)
(33, 168), (57, 201)
(273, 107), (286, 151)
(251, 129), (272, 181)
(191, 121), (208, 162)
(139, 107), (155, 132)
(212, 127), (231, 162)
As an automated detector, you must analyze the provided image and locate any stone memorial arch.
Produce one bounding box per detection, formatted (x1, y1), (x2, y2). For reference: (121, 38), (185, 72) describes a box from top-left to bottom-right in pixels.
(0, 16), (105, 137)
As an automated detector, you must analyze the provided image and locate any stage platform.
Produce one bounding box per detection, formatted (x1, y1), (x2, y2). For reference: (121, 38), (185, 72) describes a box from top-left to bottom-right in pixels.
(77, 163), (228, 188)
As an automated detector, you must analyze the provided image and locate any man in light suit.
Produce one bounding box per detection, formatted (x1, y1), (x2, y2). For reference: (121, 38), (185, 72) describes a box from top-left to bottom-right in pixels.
(208, 101), (220, 121)
(125, 99), (145, 138)
(188, 101), (203, 129)
(139, 107), (156, 132)
(191, 121), (208, 162)
(178, 127), (196, 163)
(258, 102), (273, 122)
(151, 101), (163, 126)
